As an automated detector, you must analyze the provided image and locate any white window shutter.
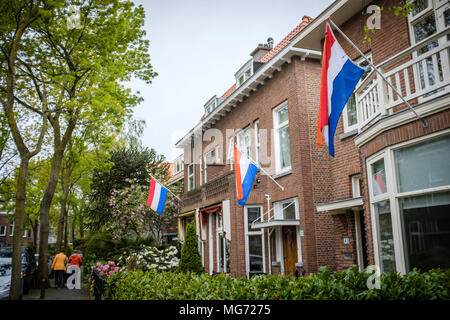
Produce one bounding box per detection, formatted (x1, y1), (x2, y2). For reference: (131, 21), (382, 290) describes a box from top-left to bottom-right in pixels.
(222, 199), (231, 241)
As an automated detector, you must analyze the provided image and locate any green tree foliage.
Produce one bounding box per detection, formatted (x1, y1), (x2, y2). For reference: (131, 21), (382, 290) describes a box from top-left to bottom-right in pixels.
(177, 221), (204, 274)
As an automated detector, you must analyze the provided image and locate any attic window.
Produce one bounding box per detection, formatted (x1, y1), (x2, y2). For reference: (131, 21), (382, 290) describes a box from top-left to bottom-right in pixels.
(235, 60), (253, 87)
(204, 97), (217, 115)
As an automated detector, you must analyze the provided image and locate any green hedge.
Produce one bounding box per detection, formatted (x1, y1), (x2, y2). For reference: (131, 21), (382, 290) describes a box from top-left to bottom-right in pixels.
(103, 266), (449, 300)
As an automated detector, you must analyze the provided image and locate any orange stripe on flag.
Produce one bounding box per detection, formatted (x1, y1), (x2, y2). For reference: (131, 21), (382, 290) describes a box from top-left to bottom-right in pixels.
(233, 147), (243, 200)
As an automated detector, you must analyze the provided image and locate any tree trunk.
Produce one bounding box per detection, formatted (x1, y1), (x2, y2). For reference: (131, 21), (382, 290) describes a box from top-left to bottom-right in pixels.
(71, 213), (75, 245)
(9, 156), (30, 300)
(37, 149), (64, 283)
(32, 221), (38, 248)
(63, 206), (68, 253)
(55, 204), (65, 252)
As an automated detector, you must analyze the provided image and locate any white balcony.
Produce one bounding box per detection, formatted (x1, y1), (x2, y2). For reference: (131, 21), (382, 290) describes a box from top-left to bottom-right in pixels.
(356, 28), (450, 132)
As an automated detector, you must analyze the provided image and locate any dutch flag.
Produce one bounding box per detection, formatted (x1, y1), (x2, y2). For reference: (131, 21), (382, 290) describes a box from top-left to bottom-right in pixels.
(317, 22), (364, 157)
(234, 147), (258, 206)
(146, 177), (167, 215)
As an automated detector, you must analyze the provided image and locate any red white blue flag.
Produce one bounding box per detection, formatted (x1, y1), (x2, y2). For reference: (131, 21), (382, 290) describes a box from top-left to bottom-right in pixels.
(234, 147), (258, 206)
(146, 177), (167, 215)
(317, 23), (364, 157)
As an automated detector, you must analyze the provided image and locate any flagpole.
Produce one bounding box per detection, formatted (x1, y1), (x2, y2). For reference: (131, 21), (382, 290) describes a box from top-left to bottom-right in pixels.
(326, 18), (428, 128)
(233, 136), (285, 191)
(235, 145), (285, 191)
(248, 157), (285, 191)
(150, 174), (182, 202)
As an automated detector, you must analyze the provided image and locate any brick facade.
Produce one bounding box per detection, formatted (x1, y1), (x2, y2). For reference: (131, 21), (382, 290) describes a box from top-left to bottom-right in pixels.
(177, 0), (450, 277)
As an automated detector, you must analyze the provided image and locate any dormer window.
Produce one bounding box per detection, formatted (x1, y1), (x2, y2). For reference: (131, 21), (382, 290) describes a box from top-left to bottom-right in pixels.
(235, 59), (253, 88)
(204, 95), (220, 116)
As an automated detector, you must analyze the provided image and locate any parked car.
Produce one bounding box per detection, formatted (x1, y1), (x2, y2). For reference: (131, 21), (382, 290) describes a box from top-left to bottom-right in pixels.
(0, 246), (36, 299)
(34, 254), (53, 277)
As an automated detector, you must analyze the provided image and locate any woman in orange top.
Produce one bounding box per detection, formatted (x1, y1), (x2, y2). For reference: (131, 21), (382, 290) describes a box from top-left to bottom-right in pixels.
(52, 251), (67, 288)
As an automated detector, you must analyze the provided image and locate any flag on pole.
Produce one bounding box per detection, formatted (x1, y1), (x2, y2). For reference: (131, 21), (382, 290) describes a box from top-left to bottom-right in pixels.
(234, 147), (258, 206)
(317, 22), (364, 157)
(146, 177), (168, 215)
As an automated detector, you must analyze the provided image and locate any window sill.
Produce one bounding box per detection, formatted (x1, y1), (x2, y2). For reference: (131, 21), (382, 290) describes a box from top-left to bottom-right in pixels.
(272, 169), (292, 180)
(339, 129), (358, 140)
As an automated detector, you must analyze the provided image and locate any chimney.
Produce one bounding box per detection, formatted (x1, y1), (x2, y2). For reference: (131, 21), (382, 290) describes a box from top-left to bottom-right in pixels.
(250, 37), (274, 61)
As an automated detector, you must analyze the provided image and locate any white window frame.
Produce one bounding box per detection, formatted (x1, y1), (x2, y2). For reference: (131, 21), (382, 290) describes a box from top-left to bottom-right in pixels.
(9, 223), (14, 236)
(173, 155), (184, 175)
(215, 212), (229, 273)
(199, 156), (203, 186)
(204, 99), (217, 116)
(407, 0), (450, 101)
(235, 60), (254, 88)
(343, 53), (372, 133)
(254, 120), (260, 165)
(215, 145), (221, 164)
(351, 174), (362, 197)
(237, 126), (251, 158)
(273, 101), (291, 175)
(187, 163), (195, 191)
(274, 197), (300, 220)
(0, 225), (6, 236)
(367, 129), (450, 274)
(227, 136), (234, 171)
(244, 205), (265, 277)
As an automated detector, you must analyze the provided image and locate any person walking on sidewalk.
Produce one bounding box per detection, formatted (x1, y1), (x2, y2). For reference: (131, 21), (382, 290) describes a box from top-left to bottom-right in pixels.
(52, 251), (67, 289)
(67, 250), (83, 287)
(68, 250), (82, 267)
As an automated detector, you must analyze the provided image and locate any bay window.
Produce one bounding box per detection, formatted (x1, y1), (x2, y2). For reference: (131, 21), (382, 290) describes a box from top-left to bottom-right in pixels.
(368, 132), (450, 273)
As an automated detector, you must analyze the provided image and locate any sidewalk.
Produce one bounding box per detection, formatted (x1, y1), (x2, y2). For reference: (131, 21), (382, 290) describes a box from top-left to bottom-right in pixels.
(23, 283), (90, 300)
(23, 271), (91, 301)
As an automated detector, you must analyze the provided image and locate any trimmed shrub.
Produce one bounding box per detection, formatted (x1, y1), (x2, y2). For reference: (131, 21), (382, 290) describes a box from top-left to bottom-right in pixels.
(103, 266), (450, 300)
(177, 221), (204, 274)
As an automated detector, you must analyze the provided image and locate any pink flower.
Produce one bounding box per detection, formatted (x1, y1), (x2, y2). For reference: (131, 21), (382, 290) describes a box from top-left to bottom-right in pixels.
(96, 262), (101, 267)
(103, 265), (109, 271)
(108, 271), (113, 276)
(97, 267), (101, 272)
(88, 278), (92, 283)
(100, 271), (104, 276)
(114, 267), (119, 273)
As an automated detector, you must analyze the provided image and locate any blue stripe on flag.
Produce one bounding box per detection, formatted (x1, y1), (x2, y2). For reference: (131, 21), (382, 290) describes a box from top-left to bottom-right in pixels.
(328, 59), (364, 157)
(156, 187), (167, 214)
(238, 163), (258, 206)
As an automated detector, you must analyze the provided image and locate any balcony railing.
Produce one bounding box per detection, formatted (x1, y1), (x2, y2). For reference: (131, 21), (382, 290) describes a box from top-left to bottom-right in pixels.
(356, 28), (450, 131)
(181, 171), (233, 210)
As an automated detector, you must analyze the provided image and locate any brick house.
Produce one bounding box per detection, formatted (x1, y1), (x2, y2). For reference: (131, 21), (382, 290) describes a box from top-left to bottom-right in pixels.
(0, 211), (34, 247)
(175, 0), (450, 277)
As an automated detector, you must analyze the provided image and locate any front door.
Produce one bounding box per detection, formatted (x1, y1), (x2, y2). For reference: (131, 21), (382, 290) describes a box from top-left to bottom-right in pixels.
(282, 226), (298, 275)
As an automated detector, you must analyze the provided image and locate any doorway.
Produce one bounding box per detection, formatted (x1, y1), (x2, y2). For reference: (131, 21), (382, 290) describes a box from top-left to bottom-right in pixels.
(282, 226), (298, 275)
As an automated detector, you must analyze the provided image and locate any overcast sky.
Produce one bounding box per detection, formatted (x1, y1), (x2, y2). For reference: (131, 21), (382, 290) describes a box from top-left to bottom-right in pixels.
(129, 0), (334, 161)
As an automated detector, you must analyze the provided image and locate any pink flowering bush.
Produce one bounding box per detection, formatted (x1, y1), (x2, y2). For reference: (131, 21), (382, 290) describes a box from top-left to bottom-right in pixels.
(89, 261), (119, 283)
(106, 178), (181, 243)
